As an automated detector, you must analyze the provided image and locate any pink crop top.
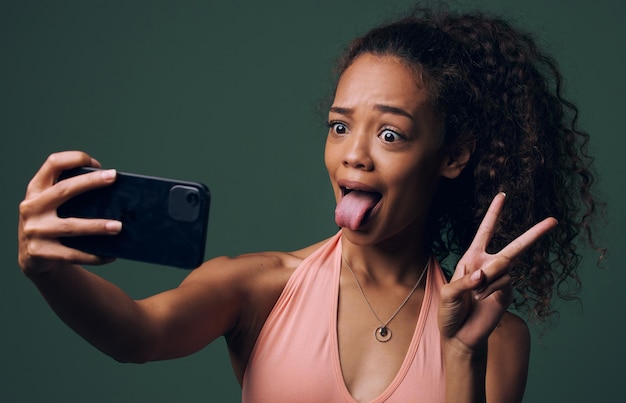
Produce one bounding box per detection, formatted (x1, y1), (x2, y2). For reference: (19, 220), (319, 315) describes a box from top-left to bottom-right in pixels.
(242, 231), (446, 402)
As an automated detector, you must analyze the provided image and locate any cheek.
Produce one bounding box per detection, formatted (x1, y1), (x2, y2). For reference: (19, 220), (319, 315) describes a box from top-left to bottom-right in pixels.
(324, 147), (332, 174)
(324, 139), (339, 173)
(387, 156), (442, 198)
(324, 146), (343, 202)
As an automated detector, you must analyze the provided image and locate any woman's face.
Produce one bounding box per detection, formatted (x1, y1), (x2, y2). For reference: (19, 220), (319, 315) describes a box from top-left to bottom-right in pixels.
(325, 53), (457, 245)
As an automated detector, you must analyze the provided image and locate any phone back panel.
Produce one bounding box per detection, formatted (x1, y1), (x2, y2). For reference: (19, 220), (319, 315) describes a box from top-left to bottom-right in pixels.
(57, 168), (210, 269)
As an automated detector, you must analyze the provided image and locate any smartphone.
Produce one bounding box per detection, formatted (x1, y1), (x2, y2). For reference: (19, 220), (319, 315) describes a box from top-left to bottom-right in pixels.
(56, 167), (210, 269)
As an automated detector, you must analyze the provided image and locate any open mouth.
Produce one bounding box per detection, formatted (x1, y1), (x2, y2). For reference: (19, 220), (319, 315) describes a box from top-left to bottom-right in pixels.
(336, 186), (382, 230)
(341, 186), (383, 203)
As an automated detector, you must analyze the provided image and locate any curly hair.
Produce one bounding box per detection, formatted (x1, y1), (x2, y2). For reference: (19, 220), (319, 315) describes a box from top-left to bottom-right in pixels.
(333, 8), (605, 322)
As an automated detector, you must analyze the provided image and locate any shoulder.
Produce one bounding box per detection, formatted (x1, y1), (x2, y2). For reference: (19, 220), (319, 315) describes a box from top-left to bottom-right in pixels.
(184, 236), (332, 288)
(488, 311), (530, 354)
(184, 237), (332, 376)
(180, 236), (334, 331)
(486, 311), (530, 402)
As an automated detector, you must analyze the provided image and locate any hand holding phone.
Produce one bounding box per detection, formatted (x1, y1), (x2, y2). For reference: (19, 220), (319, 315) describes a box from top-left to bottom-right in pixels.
(56, 167), (210, 269)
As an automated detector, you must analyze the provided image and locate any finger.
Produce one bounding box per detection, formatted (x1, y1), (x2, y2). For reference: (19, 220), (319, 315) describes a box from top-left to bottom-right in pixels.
(441, 267), (486, 302)
(27, 151), (101, 195)
(450, 262), (468, 282)
(498, 217), (558, 261)
(471, 254), (513, 291)
(29, 240), (117, 266)
(28, 217), (123, 239)
(469, 217), (558, 284)
(468, 192), (507, 251)
(26, 168), (117, 211)
(474, 274), (512, 301)
(20, 216), (122, 261)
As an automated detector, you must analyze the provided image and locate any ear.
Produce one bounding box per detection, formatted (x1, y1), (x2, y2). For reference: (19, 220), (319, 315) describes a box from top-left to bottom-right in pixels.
(439, 140), (474, 179)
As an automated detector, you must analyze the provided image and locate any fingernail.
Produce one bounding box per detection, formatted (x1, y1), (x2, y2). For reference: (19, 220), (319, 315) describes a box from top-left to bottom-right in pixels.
(470, 269), (482, 281)
(105, 221), (122, 232)
(101, 169), (117, 180)
(500, 191), (506, 198)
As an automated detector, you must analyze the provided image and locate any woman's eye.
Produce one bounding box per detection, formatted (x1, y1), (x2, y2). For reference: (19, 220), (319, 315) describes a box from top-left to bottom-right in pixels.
(330, 122), (348, 135)
(380, 129), (402, 143)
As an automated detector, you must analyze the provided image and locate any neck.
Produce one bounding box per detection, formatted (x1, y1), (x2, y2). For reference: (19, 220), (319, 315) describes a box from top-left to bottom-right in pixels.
(340, 222), (431, 285)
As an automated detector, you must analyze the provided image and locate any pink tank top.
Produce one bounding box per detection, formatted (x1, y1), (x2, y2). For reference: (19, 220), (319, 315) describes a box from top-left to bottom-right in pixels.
(242, 231), (446, 402)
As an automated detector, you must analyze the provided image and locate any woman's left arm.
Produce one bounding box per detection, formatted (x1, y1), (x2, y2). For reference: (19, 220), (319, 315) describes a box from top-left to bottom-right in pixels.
(438, 192), (556, 402)
(486, 312), (531, 402)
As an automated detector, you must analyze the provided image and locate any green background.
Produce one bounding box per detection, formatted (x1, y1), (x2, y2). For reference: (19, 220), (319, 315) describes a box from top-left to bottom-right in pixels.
(1, 0), (624, 401)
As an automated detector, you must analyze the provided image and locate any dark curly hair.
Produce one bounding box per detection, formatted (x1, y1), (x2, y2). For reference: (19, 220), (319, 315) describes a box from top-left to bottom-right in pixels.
(333, 7), (605, 322)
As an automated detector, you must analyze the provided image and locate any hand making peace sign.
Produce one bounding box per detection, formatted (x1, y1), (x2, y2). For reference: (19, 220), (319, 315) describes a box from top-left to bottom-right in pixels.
(438, 192), (558, 351)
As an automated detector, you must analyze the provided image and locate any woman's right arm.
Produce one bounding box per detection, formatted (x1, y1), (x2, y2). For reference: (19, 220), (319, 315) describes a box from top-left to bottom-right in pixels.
(18, 151), (248, 363)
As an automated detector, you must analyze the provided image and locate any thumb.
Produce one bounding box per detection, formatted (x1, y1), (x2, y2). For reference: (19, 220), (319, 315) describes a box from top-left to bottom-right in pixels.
(443, 269), (484, 302)
(438, 269), (484, 338)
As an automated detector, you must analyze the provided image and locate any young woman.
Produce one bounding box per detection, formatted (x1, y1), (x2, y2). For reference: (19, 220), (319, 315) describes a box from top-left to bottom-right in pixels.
(18, 8), (602, 403)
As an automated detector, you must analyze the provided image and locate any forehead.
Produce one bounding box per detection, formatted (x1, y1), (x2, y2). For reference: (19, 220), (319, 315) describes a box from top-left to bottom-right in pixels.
(333, 53), (429, 110)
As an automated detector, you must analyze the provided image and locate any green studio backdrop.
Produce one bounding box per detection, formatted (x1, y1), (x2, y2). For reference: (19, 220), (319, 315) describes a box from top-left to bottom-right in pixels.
(1, 1), (624, 402)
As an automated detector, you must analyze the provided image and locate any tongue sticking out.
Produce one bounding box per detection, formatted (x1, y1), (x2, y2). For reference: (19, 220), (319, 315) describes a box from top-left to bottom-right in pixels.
(335, 190), (381, 230)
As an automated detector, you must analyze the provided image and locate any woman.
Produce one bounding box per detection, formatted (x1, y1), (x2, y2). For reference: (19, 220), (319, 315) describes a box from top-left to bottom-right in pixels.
(18, 8), (602, 403)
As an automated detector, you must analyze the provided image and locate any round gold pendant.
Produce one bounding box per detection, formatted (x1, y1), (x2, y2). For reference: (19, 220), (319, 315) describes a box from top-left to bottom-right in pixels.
(375, 326), (392, 342)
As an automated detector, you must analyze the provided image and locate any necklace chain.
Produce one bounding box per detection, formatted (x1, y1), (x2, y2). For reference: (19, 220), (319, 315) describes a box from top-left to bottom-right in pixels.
(342, 255), (429, 342)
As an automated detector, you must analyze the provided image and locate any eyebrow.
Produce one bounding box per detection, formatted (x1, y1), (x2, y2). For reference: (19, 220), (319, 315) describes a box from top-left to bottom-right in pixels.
(329, 104), (415, 122)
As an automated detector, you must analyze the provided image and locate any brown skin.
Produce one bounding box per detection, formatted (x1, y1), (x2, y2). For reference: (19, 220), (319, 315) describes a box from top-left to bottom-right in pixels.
(18, 54), (555, 402)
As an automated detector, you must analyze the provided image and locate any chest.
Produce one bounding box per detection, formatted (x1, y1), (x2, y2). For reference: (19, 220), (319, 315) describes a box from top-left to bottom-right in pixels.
(337, 274), (426, 401)
(241, 242), (446, 402)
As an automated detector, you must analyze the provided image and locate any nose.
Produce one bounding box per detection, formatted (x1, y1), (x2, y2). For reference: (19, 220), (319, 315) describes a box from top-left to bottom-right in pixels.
(342, 132), (374, 171)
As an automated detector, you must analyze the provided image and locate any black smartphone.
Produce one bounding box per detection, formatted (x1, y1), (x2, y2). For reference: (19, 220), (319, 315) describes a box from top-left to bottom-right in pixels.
(56, 167), (210, 269)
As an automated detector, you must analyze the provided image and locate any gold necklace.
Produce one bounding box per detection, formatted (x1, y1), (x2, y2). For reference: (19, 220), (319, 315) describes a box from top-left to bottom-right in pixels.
(342, 255), (429, 342)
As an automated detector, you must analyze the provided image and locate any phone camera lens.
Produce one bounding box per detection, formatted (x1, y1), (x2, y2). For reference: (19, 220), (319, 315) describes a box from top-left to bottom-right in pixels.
(186, 191), (200, 206)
